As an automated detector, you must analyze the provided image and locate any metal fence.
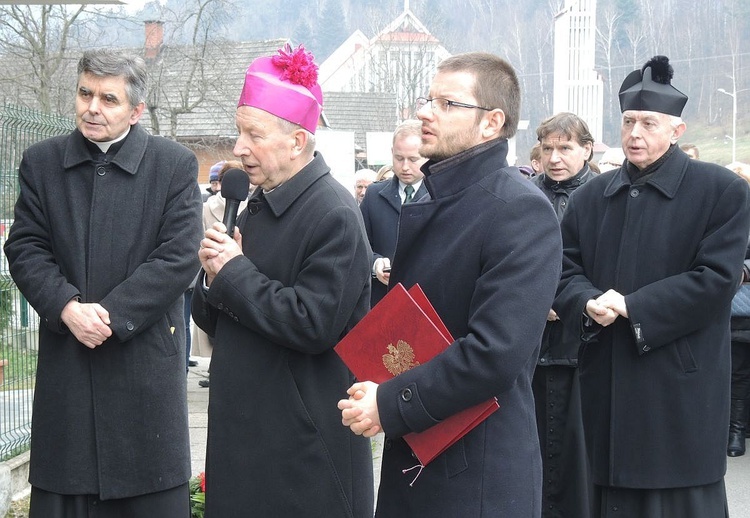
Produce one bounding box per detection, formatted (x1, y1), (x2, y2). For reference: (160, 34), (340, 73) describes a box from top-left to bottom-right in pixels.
(0, 104), (75, 461)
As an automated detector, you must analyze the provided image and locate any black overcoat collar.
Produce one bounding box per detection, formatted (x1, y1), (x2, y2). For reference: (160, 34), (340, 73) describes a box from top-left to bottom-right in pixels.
(63, 123), (149, 175)
(603, 146), (690, 200)
(421, 139), (509, 200)
(264, 152), (329, 217)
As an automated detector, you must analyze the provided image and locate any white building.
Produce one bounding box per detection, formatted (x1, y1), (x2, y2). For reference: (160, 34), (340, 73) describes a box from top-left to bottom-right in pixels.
(553, 0), (604, 142)
(319, 8), (451, 121)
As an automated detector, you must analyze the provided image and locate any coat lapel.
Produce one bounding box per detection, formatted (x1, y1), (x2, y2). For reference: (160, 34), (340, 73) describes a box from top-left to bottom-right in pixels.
(379, 176), (403, 213)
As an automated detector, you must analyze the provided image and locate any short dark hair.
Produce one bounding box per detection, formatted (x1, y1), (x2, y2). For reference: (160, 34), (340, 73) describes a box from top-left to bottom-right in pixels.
(536, 112), (595, 156)
(77, 49), (148, 108)
(680, 143), (699, 158)
(437, 52), (520, 138)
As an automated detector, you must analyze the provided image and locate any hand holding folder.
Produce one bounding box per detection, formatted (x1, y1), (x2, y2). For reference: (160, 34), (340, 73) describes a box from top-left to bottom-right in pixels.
(335, 283), (499, 466)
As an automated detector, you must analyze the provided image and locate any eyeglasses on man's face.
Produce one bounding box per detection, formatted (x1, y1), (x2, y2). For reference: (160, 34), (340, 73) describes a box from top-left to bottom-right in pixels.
(415, 97), (493, 113)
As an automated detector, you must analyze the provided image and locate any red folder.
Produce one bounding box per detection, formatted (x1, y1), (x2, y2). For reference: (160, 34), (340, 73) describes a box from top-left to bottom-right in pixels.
(335, 283), (499, 466)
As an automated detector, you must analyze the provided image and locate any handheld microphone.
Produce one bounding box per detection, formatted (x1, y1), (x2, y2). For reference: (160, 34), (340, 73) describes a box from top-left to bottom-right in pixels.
(220, 168), (250, 238)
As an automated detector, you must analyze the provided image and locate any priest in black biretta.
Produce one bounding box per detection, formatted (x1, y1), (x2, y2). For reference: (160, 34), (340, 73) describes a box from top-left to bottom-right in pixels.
(619, 55), (687, 117)
(554, 54), (750, 518)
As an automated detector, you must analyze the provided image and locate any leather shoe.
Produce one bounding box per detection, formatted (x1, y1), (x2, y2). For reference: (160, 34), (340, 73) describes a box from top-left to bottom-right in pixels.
(198, 378), (210, 388)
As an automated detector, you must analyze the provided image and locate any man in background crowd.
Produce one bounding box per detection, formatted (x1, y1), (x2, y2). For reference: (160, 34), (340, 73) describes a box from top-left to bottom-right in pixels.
(681, 142), (699, 159)
(531, 111), (597, 518)
(359, 119), (427, 306)
(354, 168), (377, 205)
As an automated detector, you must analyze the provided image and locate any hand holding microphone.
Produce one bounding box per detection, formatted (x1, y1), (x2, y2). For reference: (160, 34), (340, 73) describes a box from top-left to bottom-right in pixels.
(199, 168), (251, 282)
(220, 168), (251, 238)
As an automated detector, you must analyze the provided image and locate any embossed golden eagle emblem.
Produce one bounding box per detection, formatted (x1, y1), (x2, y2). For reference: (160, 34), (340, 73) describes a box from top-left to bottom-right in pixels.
(382, 340), (420, 376)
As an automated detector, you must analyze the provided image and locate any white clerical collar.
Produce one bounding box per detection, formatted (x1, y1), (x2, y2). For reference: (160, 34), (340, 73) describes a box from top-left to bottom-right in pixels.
(87, 126), (131, 153)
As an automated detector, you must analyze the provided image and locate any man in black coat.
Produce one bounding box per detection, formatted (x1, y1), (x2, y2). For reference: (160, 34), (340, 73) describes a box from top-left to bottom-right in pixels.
(4, 49), (203, 516)
(555, 55), (750, 517)
(193, 44), (373, 517)
(339, 52), (562, 517)
(360, 119), (428, 306)
(531, 112), (597, 518)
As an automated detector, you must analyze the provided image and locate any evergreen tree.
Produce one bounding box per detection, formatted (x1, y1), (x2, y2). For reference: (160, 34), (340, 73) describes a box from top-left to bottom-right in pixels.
(317, 0), (348, 60)
(293, 18), (316, 53)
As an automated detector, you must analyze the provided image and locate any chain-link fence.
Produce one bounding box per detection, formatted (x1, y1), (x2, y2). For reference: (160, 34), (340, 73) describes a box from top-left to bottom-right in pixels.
(0, 104), (75, 461)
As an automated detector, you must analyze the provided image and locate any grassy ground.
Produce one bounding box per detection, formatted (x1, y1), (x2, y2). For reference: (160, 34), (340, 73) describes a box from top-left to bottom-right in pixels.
(6, 494), (30, 517)
(0, 344), (37, 391)
(681, 121), (750, 166)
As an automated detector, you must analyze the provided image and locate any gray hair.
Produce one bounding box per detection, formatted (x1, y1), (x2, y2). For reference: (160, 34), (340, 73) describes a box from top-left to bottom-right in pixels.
(276, 117), (316, 154)
(354, 169), (377, 181)
(77, 49), (148, 108)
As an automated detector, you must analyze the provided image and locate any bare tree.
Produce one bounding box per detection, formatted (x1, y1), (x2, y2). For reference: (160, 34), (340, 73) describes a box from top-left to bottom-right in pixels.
(596, 5), (623, 143)
(144, 0), (234, 139)
(0, 4), (93, 114)
(356, 11), (449, 120)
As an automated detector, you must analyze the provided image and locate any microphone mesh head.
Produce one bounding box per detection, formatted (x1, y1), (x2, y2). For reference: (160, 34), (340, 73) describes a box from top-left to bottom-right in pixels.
(221, 168), (250, 201)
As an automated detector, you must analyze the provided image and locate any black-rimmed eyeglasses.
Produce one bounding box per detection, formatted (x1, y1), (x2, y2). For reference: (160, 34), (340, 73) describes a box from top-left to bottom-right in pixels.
(415, 97), (493, 113)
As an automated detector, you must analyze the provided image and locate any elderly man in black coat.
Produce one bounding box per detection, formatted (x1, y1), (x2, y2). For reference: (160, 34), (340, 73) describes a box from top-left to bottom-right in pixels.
(192, 44), (374, 517)
(4, 49), (203, 516)
(555, 55), (750, 517)
(360, 119), (428, 306)
(339, 52), (562, 517)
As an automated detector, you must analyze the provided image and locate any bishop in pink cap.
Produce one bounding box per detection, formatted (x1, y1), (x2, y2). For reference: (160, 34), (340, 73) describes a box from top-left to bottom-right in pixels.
(237, 44), (323, 134)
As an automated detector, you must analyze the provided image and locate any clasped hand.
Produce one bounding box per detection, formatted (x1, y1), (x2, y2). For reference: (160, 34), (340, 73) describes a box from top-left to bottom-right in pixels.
(61, 299), (112, 349)
(585, 289), (628, 326)
(337, 381), (383, 438)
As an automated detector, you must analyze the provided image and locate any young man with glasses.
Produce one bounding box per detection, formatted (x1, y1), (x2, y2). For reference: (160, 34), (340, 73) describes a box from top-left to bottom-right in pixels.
(339, 52), (562, 517)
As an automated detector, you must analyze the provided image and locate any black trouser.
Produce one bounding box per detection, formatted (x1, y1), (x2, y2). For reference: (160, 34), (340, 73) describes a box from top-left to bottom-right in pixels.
(731, 341), (750, 400)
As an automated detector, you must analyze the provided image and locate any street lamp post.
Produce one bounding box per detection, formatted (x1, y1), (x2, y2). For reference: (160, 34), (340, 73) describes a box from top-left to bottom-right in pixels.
(718, 87), (738, 164)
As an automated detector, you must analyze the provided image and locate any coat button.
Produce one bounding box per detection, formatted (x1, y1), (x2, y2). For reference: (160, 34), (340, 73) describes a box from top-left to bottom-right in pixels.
(642, 344), (651, 352)
(126, 321), (134, 331)
(401, 388), (412, 401)
(96, 166), (106, 176)
(217, 303), (224, 310)
(384, 438), (392, 450)
(630, 188), (640, 198)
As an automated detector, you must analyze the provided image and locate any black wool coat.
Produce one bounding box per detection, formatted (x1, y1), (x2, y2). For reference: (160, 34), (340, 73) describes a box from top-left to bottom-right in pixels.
(4, 124), (203, 499)
(555, 147), (750, 489)
(359, 175), (428, 306)
(531, 164), (596, 366)
(192, 153), (374, 518)
(376, 139), (562, 517)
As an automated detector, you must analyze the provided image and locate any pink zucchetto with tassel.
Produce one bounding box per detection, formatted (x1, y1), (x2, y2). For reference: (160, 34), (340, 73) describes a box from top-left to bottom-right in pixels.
(237, 43), (323, 134)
